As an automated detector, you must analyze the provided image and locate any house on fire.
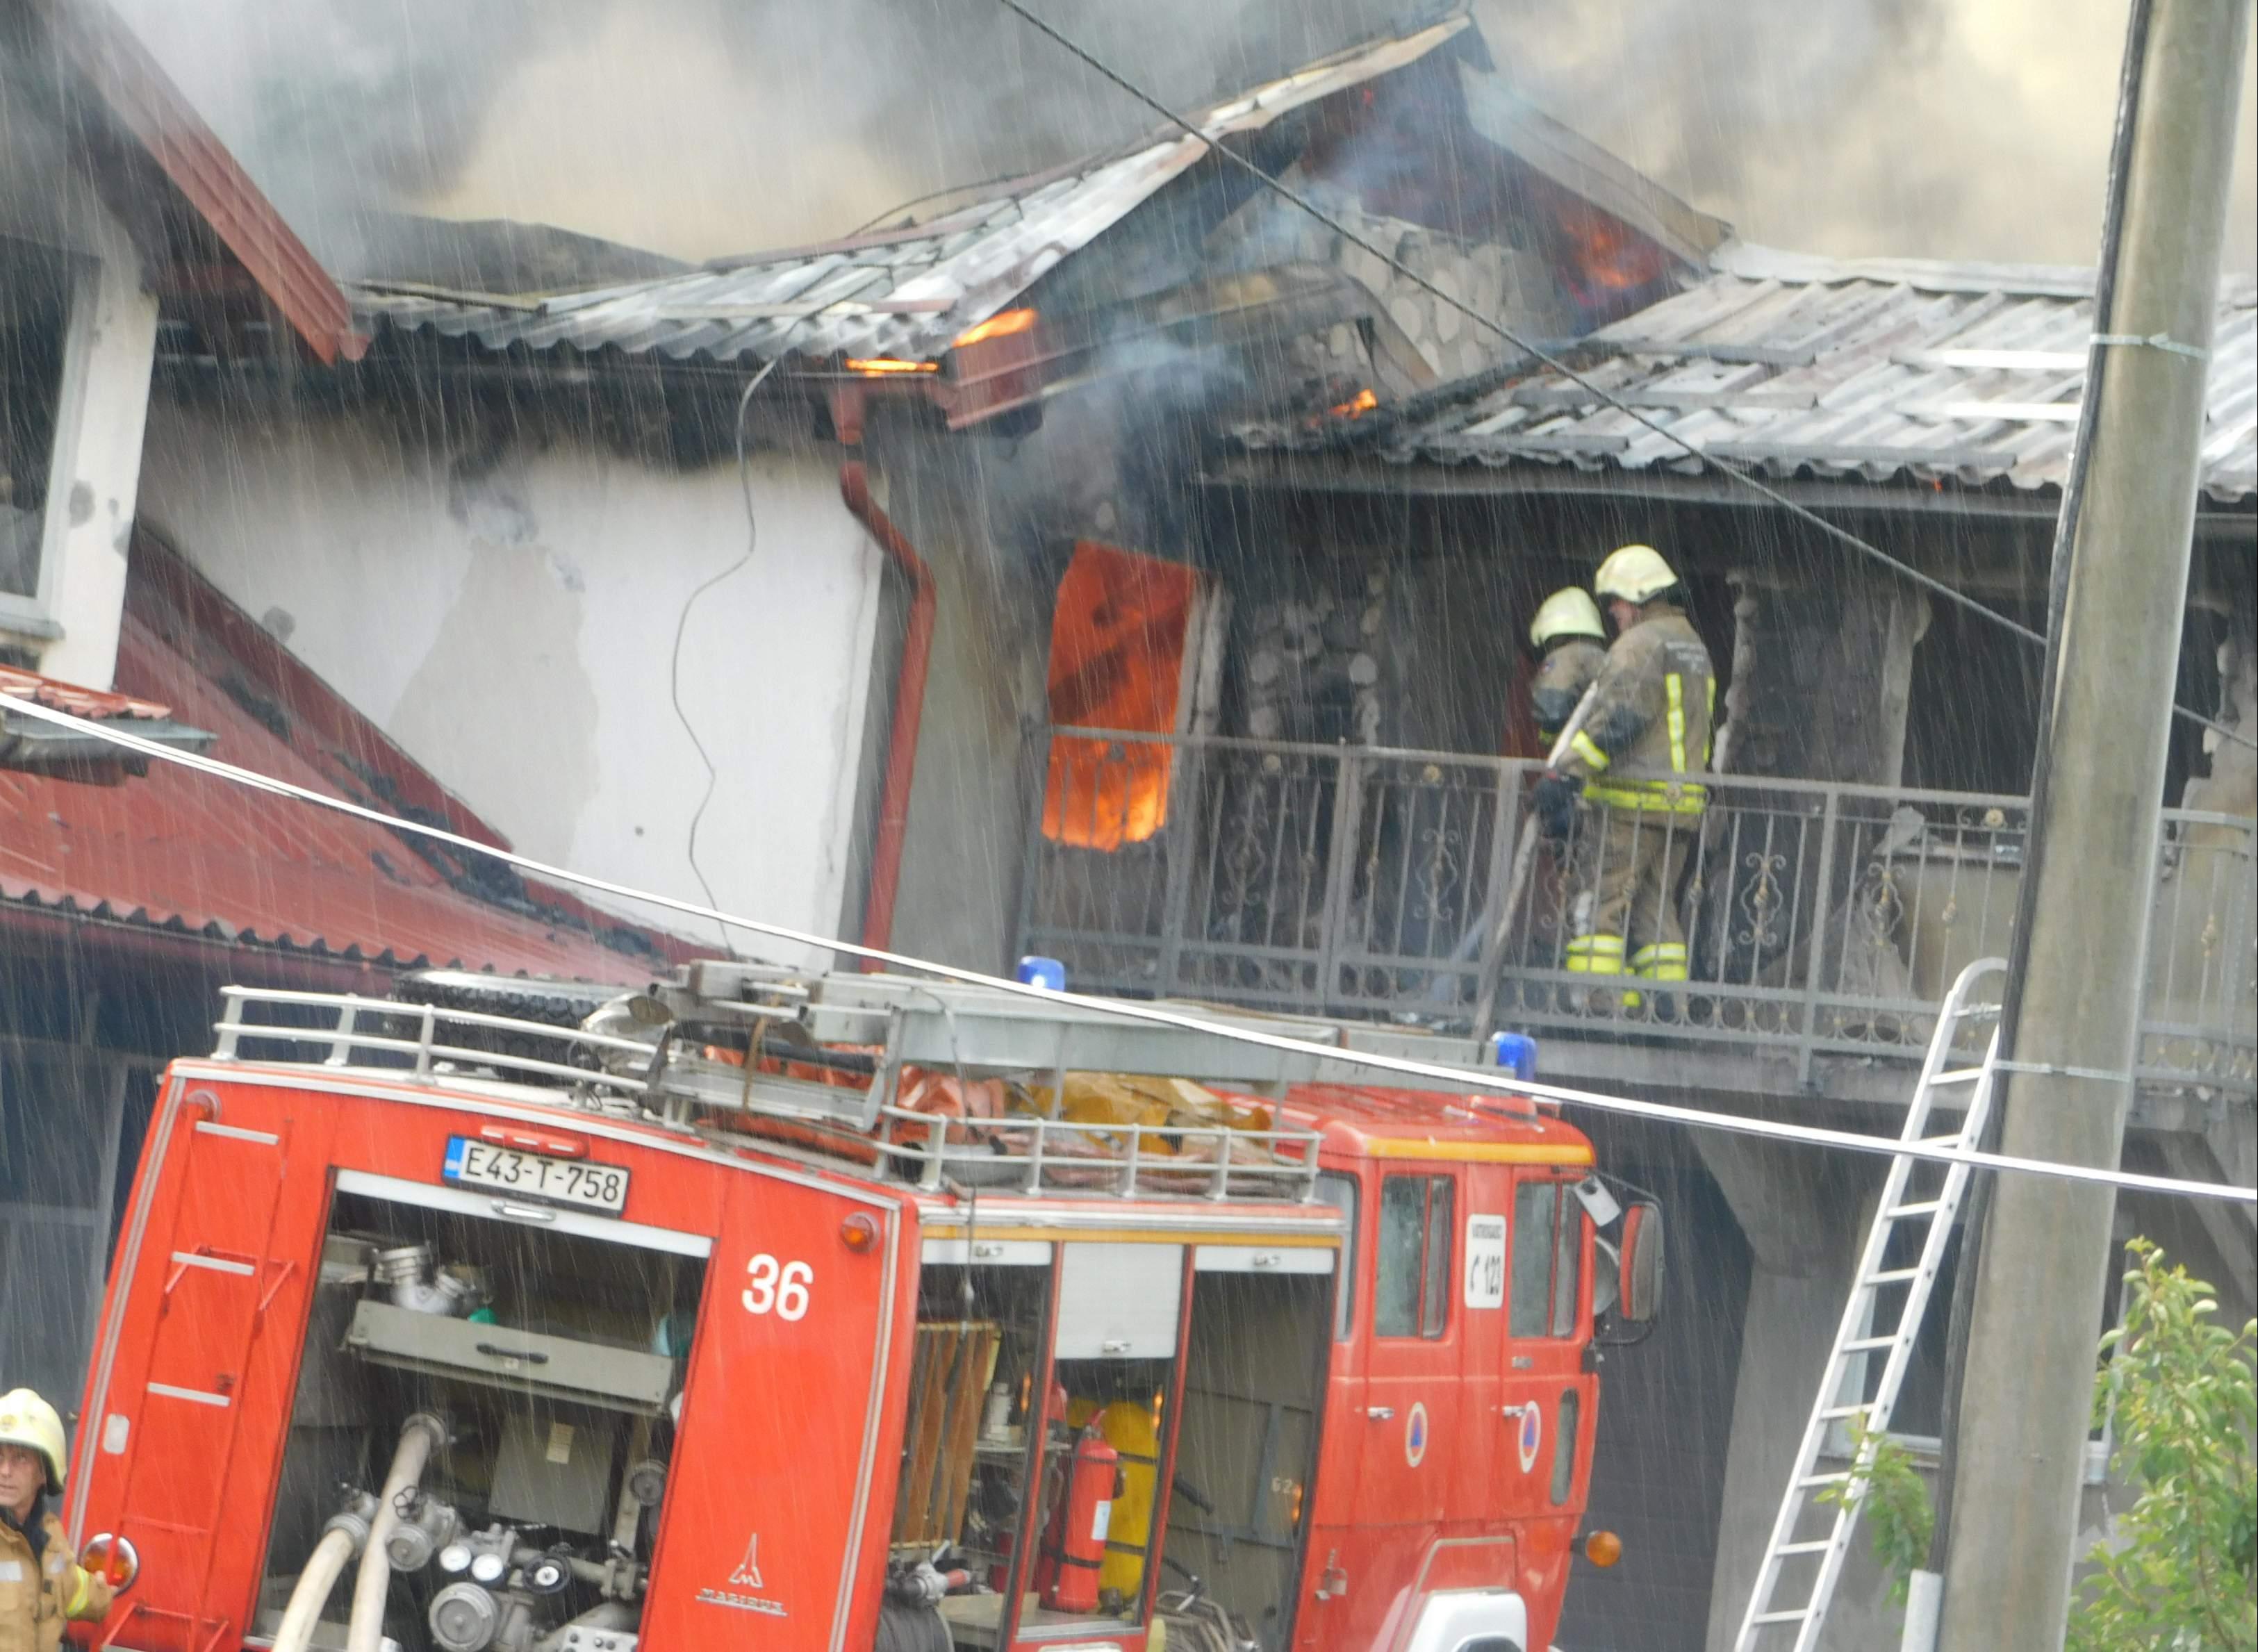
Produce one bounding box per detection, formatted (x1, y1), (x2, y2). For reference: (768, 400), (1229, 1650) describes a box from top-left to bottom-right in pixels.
(3, 2), (2252, 1650)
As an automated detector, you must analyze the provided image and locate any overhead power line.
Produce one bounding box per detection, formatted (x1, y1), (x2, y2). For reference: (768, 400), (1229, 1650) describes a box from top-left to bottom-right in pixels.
(991, 0), (2256, 754)
(3, 689), (2249, 1209)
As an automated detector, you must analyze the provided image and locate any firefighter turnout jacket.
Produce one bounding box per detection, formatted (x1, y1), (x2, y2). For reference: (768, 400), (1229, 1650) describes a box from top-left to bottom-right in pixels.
(1531, 637), (1606, 744)
(1558, 603), (1715, 812)
(0, 1504), (113, 1652)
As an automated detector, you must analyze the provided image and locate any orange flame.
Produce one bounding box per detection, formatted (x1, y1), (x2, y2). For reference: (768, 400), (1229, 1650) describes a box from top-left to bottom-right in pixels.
(843, 356), (939, 375)
(953, 307), (1037, 349)
(1555, 203), (1670, 299)
(1329, 387), (1379, 419)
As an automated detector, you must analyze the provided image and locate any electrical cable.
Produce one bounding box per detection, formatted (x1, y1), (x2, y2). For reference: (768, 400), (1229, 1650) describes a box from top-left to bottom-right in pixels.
(2, 688), (2249, 1209)
(989, 0), (2256, 755)
(668, 358), (782, 948)
(842, 170), (1039, 239)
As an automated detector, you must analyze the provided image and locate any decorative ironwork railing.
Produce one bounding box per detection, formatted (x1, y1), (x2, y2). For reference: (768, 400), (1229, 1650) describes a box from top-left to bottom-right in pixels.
(1019, 728), (2257, 1096)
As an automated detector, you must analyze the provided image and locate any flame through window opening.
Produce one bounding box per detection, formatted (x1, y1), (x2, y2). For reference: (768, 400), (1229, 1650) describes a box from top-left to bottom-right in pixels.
(1041, 544), (1197, 850)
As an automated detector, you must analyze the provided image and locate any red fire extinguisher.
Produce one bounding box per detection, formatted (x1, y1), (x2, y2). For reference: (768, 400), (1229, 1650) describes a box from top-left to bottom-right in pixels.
(1037, 1428), (1119, 1614)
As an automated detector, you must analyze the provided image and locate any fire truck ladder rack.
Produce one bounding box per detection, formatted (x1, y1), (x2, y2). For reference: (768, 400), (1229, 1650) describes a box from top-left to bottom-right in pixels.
(212, 986), (655, 1101)
(209, 966), (1501, 1203)
(1733, 957), (2006, 1652)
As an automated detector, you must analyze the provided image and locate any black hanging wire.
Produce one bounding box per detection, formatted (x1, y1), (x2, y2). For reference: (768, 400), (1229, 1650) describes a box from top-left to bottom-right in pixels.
(670, 357), (784, 948)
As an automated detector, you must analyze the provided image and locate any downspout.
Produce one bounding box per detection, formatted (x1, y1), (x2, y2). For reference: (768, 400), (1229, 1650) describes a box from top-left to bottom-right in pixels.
(838, 461), (935, 964)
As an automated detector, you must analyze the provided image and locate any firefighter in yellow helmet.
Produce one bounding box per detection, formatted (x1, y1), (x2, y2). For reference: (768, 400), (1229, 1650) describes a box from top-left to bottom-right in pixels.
(1537, 545), (1715, 1005)
(0, 1390), (118, 1652)
(1526, 587), (1608, 745)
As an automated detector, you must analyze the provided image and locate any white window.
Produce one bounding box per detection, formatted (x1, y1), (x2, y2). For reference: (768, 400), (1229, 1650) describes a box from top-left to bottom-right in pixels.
(1, 235), (92, 641)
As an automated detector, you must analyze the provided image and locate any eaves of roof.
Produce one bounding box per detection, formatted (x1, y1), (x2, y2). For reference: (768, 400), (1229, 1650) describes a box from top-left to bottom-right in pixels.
(30, 0), (363, 363)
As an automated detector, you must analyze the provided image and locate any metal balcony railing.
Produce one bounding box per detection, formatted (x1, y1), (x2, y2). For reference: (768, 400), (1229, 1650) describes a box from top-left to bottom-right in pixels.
(1019, 727), (2257, 1096)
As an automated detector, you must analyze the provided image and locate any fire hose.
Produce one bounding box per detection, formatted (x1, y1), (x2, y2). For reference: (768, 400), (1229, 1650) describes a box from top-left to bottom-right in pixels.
(1470, 681), (1601, 1030)
(347, 1412), (450, 1652)
(272, 1492), (379, 1652)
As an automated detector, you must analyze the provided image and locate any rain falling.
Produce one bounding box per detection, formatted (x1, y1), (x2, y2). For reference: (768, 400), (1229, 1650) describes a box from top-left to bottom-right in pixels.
(0, 2), (2252, 1651)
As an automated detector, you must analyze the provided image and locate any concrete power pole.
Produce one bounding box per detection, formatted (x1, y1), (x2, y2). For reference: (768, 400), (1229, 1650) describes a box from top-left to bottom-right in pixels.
(1935, 0), (2252, 1646)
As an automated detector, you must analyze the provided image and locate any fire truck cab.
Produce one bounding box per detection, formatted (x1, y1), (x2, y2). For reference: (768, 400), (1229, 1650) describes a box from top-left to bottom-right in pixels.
(63, 965), (1656, 1652)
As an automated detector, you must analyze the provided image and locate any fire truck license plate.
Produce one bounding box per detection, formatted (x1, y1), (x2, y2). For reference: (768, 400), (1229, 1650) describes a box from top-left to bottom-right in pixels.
(443, 1138), (629, 1213)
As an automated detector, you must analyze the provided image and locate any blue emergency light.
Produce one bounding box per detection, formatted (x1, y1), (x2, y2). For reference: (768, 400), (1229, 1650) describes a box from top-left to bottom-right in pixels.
(1016, 955), (1068, 991)
(1489, 1031), (1539, 1081)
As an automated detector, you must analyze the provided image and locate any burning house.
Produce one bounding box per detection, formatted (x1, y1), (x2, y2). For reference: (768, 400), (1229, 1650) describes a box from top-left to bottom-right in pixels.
(2, 0), (2250, 1648)
(127, 11), (1720, 973)
(1169, 250), (2257, 1649)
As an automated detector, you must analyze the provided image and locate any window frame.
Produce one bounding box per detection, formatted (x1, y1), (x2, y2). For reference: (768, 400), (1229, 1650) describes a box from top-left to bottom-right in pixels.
(1510, 1175), (1583, 1341)
(1374, 1173), (1454, 1341)
(1549, 1387), (1581, 1506)
(0, 236), (95, 638)
(1315, 1170), (1359, 1341)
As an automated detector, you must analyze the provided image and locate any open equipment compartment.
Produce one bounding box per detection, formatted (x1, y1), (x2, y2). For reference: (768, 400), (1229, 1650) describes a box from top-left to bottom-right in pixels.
(254, 1171), (708, 1652)
(1162, 1250), (1335, 1651)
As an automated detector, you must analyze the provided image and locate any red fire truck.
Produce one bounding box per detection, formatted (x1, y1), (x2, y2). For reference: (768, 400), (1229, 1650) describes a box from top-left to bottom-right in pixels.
(63, 963), (1660, 1652)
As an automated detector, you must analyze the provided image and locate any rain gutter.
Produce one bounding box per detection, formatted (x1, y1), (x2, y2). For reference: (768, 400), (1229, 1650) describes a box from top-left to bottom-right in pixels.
(837, 462), (936, 964)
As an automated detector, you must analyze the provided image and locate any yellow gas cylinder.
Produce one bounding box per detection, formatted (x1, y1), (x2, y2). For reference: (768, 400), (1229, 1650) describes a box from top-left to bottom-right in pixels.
(1092, 1396), (1160, 1599)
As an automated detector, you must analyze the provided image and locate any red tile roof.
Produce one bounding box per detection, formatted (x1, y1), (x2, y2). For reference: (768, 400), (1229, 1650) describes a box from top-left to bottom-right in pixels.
(0, 662), (174, 722)
(1, 556), (676, 982)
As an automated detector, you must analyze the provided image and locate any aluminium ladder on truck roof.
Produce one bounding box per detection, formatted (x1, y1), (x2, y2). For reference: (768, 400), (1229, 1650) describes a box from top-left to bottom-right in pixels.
(208, 961), (1505, 1204)
(1731, 958), (2008, 1652)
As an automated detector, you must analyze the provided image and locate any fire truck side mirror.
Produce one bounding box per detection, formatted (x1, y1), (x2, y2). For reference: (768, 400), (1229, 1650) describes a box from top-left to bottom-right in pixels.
(1616, 1202), (1665, 1323)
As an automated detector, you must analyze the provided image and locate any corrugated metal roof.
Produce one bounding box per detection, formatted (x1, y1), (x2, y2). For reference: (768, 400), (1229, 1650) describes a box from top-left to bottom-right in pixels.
(1239, 241), (2258, 504)
(353, 16), (1471, 369)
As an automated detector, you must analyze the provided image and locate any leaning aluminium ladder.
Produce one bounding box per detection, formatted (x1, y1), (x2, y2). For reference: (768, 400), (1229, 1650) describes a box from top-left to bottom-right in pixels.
(1731, 957), (2008, 1651)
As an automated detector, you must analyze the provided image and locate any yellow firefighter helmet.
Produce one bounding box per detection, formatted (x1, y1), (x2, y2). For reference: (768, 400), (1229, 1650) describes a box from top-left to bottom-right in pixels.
(1528, 586), (1606, 648)
(0, 1388), (67, 1494)
(1593, 543), (1680, 606)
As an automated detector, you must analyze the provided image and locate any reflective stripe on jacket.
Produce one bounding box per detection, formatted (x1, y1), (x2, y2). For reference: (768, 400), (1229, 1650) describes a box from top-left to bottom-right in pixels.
(1559, 604), (1715, 813)
(0, 1508), (113, 1652)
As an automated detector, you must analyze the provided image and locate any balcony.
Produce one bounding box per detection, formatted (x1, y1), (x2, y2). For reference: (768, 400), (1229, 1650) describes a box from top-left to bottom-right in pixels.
(1019, 728), (2256, 1102)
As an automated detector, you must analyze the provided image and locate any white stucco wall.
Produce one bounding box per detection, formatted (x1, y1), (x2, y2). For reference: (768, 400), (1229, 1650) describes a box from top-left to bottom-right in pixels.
(138, 401), (886, 957)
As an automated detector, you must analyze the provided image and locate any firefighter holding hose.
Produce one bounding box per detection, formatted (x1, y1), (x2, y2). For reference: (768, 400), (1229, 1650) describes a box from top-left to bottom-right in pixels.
(1533, 545), (1715, 1008)
(0, 1389), (123, 1652)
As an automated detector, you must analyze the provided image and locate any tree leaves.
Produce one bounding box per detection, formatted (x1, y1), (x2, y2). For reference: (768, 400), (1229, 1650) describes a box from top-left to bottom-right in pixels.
(2066, 1239), (2257, 1652)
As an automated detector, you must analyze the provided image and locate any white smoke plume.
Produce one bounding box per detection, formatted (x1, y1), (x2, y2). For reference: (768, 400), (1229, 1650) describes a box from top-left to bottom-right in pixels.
(104, 0), (2256, 277)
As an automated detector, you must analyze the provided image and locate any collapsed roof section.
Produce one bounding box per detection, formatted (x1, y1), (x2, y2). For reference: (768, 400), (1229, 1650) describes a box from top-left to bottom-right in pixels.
(345, 9), (1725, 428)
(1230, 242), (2258, 506)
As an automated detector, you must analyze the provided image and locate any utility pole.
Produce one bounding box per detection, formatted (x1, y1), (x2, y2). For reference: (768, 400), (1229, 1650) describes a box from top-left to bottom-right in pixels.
(1935, 0), (2251, 1646)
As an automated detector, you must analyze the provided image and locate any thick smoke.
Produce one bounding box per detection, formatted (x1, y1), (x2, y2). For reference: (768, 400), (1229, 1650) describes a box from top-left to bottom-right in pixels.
(1481, 0), (2258, 272)
(106, 0), (2258, 278)
(103, 0), (1401, 278)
